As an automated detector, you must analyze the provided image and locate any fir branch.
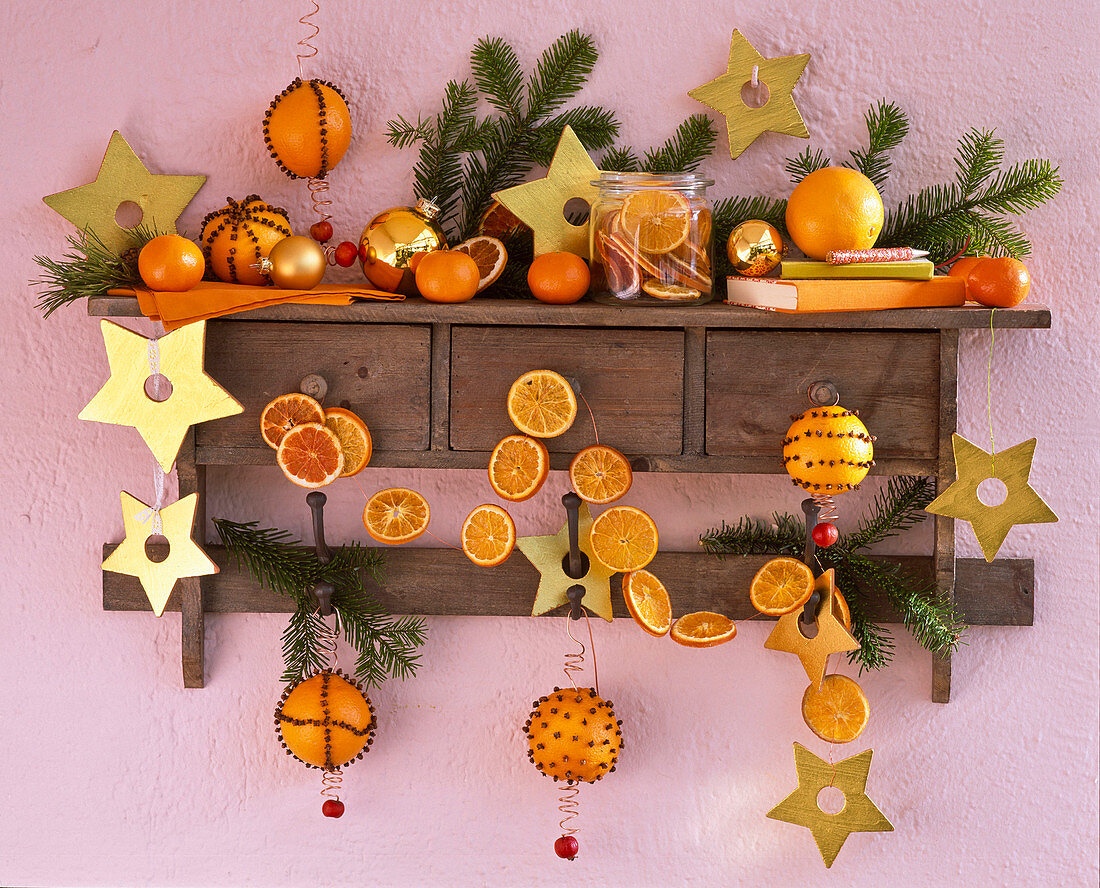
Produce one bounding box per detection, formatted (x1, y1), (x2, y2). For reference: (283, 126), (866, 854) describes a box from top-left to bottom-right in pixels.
(954, 128), (1003, 195)
(528, 106), (620, 166)
(845, 100), (908, 189)
(829, 557), (894, 671)
(846, 475), (935, 549)
(525, 30), (599, 121)
(699, 513), (803, 557)
(973, 157), (1063, 214)
(281, 608), (332, 684)
(600, 145), (641, 172)
(786, 147), (830, 184)
(214, 519), (314, 605)
(470, 36), (525, 121)
(640, 114), (717, 173)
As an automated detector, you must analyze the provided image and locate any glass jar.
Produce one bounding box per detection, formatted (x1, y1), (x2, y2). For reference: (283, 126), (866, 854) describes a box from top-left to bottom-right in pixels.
(588, 172), (715, 305)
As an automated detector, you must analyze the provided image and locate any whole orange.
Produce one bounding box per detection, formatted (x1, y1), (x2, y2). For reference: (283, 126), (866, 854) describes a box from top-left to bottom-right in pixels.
(138, 235), (205, 291)
(785, 167), (884, 260)
(966, 257), (1031, 308)
(947, 255), (988, 282)
(527, 252), (590, 303)
(414, 250), (480, 303)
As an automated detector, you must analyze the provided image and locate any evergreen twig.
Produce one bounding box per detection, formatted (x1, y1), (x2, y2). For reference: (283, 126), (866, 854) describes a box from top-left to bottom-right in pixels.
(639, 114), (717, 173)
(844, 100), (909, 189)
(786, 147), (830, 184)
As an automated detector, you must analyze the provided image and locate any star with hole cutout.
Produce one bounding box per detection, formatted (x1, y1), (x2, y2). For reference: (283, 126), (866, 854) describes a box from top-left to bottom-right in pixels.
(926, 434), (1057, 562)
(79, 319), (242, 471)
(43, 131), (206, 253)
(767, 743), (893, 868)
(764, 570), (859, 683)
(102, 492), (218, 617)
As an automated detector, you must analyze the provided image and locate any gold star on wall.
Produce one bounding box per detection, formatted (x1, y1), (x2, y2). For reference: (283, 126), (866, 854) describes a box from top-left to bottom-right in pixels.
(43, 131), (206, 253)
(688, 31), (810, 159)
(517, 502), (616, 622)
(764, 570), (859, 683)
(79, 320), (242, 472)
(493, 125), (601, 258)
(926, 434), (1057, 562)
(102, 492), (218, 617)
(767, 742), (893, 868)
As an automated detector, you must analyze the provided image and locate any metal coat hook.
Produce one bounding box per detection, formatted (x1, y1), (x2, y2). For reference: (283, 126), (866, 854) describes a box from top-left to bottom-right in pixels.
(800, 497), (822, 635)
(561, 491), (587, 619)
(306, 491), (334, 616)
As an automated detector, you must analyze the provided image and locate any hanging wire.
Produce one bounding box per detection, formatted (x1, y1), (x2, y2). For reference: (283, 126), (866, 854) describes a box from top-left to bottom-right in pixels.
(295, 0), (321, 77)
(811, 492), (839, 523)
(320, 768), (343, 803)
(557, 783), (581, 839)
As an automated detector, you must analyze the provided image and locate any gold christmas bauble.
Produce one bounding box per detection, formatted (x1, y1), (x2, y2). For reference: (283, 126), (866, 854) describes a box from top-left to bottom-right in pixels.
(275, 670), (376, 770)
(359, 198), (448, 294)
(199, 195), (292, 285)
(263, 78), (352, 180)
(727, 219), (785, 276)
(261, 236), (327, 289)
(782, 406), (875, 494)
(525, 687), (623, 784)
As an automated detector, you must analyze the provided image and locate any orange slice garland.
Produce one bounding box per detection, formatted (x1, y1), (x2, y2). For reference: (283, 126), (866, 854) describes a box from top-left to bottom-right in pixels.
(363, 487), (431, 545)
(622, 569), (672, 637)
(324, 406), (372, 476)
(261, 392), (325, 449)
(461, 504), (517, 567)
(749, 557), (816, 616)
(506, 370), (578, 438)
(569, 445), (633, 504)
(275, 422), (344, 488)
(588, 505), (658, 573)
(670, 611), (737, 647)
(801, 674), (870, 743)
(488, 434), (550, 502)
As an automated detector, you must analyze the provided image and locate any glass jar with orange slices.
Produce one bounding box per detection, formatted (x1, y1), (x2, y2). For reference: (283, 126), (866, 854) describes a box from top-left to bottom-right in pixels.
(588, 172), (714, 305)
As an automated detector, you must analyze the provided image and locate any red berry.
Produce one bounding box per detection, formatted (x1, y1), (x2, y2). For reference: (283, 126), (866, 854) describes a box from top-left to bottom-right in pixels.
(322, 799), (345, 818)
(554, 835), (579, 860)
(309, 221), (333, 243)
(811, 522), (839, 547)
(334, 241), (358, 267)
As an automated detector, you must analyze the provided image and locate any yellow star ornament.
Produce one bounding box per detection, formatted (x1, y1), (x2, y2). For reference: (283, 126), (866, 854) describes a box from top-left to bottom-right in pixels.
(79, 320), (242, 472)
(689, 31), (810, 159)
(764, 570), (859, 684)
(927, 434), (1057, 562)
(102, 492), (218, 617)
(517, 502), (616, 622)
(767, 743), (893, 868)
(43, 131), (206, 253)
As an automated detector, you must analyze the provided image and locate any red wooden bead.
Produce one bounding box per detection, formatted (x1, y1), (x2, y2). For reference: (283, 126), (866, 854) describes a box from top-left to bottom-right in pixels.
(310, 221), (333, 243)
(322, 799), (345, 818)
(811, 522), (839, 547)
(554, 835), (579, 860)
(334, 241), (358, 267)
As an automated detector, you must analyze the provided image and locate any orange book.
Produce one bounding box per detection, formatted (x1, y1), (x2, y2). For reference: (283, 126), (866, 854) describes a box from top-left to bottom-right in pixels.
(724, 275), (965, 313)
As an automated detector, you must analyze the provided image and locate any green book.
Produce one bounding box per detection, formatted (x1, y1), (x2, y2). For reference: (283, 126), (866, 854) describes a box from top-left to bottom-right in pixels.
(780, 259), (934, 280)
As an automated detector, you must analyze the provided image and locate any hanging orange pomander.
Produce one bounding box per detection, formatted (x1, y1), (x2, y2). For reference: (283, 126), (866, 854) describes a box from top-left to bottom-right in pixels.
(199, 195), (292, 285)
(263, 78), (352, 179)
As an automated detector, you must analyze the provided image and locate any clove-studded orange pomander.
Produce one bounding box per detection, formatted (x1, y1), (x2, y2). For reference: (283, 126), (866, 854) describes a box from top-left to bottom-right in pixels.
(782, 405), (875, 494)
(199, 195), (292, 285)
(525, 687), (623, 784)
(275, 670), (376, 771)
(263, 78), (352, 180)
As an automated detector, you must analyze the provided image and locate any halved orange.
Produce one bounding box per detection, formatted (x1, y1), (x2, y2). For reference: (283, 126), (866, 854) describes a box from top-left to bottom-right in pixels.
(487, 434), (549, 502)
(324, 407), (372, 476)
(452, 235), (508, 293)
(619, 190), (691, 254)
(749, 557), (815, 616)
(461, 503), (516, 567)
(641, 280), (701, 301)
(275, 422), (344, 488)
(832, 587), (852, 631)
(670, 611), (736, 647)
(589, 505), (658, 572)
(569, 445), (633, 504)
(801, 673), (870, 743)
(261, 392), (325, 449)
(506, 370), (577, 438)
(363, 487), (430, 545)
(623, 569), (672, 637)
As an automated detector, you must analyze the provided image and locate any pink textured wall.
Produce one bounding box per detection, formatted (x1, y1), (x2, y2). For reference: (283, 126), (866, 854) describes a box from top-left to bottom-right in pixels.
(1, 0), (1097, 884)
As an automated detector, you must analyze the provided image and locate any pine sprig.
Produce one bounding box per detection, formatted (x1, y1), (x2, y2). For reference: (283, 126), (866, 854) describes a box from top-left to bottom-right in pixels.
(786, 147), (830, 184)
(845, 100), (909, 189)
(525, 29), (598, 121)
(640, 114), (717, 173)
(846, 475), (935, 549)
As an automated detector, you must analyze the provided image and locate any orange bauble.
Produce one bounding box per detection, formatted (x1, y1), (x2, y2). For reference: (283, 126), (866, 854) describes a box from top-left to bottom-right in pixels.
(414, 250), (480, 302)
(275, 670), (376, 770)
(966, 257), (1031, 308)
(263, 78), (352, 179)
(525, 687), (623, 784)
(199, 195), (292, 285)
(527, 252), (591, 304)
(137, 234), (205, 291)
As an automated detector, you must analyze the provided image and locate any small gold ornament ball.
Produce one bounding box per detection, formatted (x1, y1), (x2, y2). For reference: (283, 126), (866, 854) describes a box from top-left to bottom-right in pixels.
(263, 236), (327, 289)
(727, 219), (785, 276)
(359, 198), (448, 294)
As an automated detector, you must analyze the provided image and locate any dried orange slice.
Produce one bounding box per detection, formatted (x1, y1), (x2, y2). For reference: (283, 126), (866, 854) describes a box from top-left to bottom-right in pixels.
(452, 235), (508, 293)
(623, 569), (672, 637)
(642, 281), (701, 301)
(461, 503), (516, 567)
(506, 370), (577, 438)
(324, 407), (372, 476)
(275, 422), (344, 488)
(488, 434), (549, 502)
(261, 392), (325, 449)
(363, 487), (430, 545)
(569, 445), (633, 504)
(832, 587), (852, 631)
(619, 190), (691, 254)
(801, 674), (870, 743)
(749, 557), (815, 616)
(589, 505), (658, 572)
(670, 611), (736, 647)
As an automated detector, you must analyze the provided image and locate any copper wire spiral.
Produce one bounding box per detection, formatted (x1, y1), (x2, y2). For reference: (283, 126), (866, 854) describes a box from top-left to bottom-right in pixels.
(557, 783), (581, 838)
(812, 492), (839, 524)
(320, 767), (343, 802)
(295, 0), (321, 77)
(307, 177), (338, 264)
(562, 612), (599, 695)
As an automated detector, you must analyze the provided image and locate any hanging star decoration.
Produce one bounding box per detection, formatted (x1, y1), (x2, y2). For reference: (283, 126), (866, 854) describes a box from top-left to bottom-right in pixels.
(764, 570), (859, 683)
(517, 502), (616, 622)
(926, 434), (1057, 562)
(767, 743), (893, 868)
(79, 319), (242, 472)
(493, 125), (601, 258)
(43, 131), (206, 253)
(102, 492), (218, 617)
(688, 30), (810, 160)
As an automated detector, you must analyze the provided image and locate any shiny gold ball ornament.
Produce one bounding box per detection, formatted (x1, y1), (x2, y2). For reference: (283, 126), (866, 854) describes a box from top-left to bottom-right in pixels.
(199, 195), (292, 285)
(275, 670), (376, 770)
(727, 219), (785, 276)
(260, 235), (327, 289)
(525, 687), (623, 784)
(263, 78), (352, 180)
(359, 198), (448, 294)
(782, 406), (875, 493)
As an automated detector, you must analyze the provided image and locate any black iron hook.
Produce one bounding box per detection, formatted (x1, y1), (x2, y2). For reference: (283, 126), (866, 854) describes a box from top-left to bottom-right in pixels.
(306, 491), (334, 616)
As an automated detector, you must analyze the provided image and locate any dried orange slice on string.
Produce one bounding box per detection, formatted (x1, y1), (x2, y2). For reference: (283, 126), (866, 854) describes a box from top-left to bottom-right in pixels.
(363, 487), (430, 544)
(261, 392), (325, 449)
(832, 587), (852, 631)
(488, 434), (549, 502)
(749, 557), (815, 616)
(506, 370), (577, 438)
(619, 189), (691, 254)
(275, 422), (344, 488)
(589, 505), (658, 572)
(324, 407), (372, 476)
(622, 569), (672, 637)
(801, 673), (870, 743)
(569, 445), (633, 504)
(670, 611), (736, 648)
(452, 235), (508, 293)
(461, 503), (516, 567)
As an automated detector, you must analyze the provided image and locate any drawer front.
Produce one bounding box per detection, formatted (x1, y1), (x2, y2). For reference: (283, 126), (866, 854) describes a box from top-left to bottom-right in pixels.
(450, 326), (685, 454)
(198, 322), (431, 459)
(705, 331), (939, 460)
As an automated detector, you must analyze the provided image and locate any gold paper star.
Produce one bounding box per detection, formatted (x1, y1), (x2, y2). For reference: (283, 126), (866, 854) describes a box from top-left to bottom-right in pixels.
(43, 131), (206, 253)
(767, 742), (893, 868)
(688, 31), (810, 159)
(493, 125), (601, 257)
(79, 320), (242, 471)
(102, 492), (218, 617)
(517, 502), (616, 622)
(926, 434), (1057, 562)
(764, 570), (859, 683)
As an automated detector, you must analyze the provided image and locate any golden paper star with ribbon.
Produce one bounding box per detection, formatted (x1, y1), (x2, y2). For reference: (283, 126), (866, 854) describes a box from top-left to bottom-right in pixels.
(79, 319), (242, 471)
(764, 570), (859, 683)
(688, 31), (810, 159)
(517, 502), (616, 622)
(926, 434), (1057, 563)
(102, 492), (218, 617)
(767, 743), (893, 868)
(43, 131), (206, 253)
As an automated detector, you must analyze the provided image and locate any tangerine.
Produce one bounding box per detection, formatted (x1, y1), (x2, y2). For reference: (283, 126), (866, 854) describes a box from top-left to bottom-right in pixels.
(138, 235), (205, 292)
(785, 168), (884, 260)
(947, 255), (987, 283)
(966, 257), (1030, 308)
(527, 252), (591, 304)
(415, 250), (480, 303)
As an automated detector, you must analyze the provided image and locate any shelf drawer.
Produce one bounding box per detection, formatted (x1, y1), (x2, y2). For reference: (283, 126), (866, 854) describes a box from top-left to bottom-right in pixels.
(450, 326), (685, 454)
(705, 330), (940, 461)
